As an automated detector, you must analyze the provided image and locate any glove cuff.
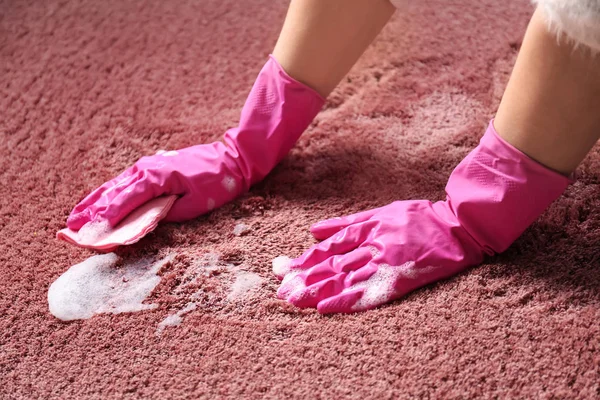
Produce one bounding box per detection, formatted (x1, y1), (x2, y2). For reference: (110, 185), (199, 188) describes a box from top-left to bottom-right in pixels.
(446, 120), (571, 254)
(224, 56), (325, 190)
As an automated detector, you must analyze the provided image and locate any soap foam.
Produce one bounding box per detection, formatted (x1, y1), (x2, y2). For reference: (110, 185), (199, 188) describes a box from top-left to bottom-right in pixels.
(157, 253), (263, 333)
(272, 256), (293, 277)
(221, 175), (237, 193)
(350, 261), (414, 310)
(233, 223), (250, 236)
(48, 253), (175, 321)
(277, 269), (306, 299)
(176, 252), (220, 293)
(155, 302), (197, 336)
(227, 271), (263, 301)
(272, 255), (307, 298)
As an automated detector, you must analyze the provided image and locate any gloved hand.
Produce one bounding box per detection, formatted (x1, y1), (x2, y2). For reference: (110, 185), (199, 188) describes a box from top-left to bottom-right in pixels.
(273, 121), (571, 314)
(67, 55), (324, 230)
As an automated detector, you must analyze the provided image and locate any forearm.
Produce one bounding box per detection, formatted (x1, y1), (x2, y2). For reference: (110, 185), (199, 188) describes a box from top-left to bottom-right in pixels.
(273, 0), (396, 98)
(226, 0), (396, 186)
(495, 6), (600, 176)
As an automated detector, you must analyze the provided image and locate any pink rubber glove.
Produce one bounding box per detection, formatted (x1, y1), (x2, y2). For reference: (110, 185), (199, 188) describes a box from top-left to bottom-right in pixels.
(273, 121), (571, 314)
(67, 55), (324, 230)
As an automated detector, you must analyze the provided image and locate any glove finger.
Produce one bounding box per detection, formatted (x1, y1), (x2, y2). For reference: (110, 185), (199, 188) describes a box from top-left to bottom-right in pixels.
(316, 287), (365, 314)
(276, 270), (307, 300)
(319, 262), (412, 314)
(286, 273), (346, 309)
(292, 220), (376, 270)
(72, 168), (136, 213)
(97, 173), (164, 227)
(303, 247), (373, 287)
(309, 206), (382, 240)
(67, 169), (137, 230)
(277, 247), (372, 300)
(163, 194), (214, 223)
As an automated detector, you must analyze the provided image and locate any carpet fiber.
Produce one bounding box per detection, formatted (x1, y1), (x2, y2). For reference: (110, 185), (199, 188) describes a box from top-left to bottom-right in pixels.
(1, 0), (599, 398)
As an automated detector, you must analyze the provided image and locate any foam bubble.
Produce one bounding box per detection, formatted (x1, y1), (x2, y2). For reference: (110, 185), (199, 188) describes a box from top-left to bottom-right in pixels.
(272, 256), (293, 277)
(221, 175), (237, 193)
(157, 314), (182, 330)
(77, 219), (112, 244)
(48, 253), (175, 321)
(227, 271), (263, 301)
(233, 223), (250, 236)
(155, 301), (197, 336)
(280, 269), (302, 285)
(175, 253), (220, 293)
(277, 270), (305, 299)
(368, 245), (381, 258)
(396, 263), (436, 279)
(350, 261), (414, 310)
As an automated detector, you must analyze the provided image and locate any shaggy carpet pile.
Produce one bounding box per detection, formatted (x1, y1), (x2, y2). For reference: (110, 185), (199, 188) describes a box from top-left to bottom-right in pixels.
(1, 0), (599, 398)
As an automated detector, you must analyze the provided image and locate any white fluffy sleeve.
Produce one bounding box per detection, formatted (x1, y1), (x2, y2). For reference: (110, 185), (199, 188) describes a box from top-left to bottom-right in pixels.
(533, 0), (600, 51)
(388, 0), (600, 52)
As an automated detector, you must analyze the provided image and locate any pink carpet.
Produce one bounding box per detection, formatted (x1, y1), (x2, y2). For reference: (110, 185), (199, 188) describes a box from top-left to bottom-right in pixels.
(2, 0), (599, 398)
